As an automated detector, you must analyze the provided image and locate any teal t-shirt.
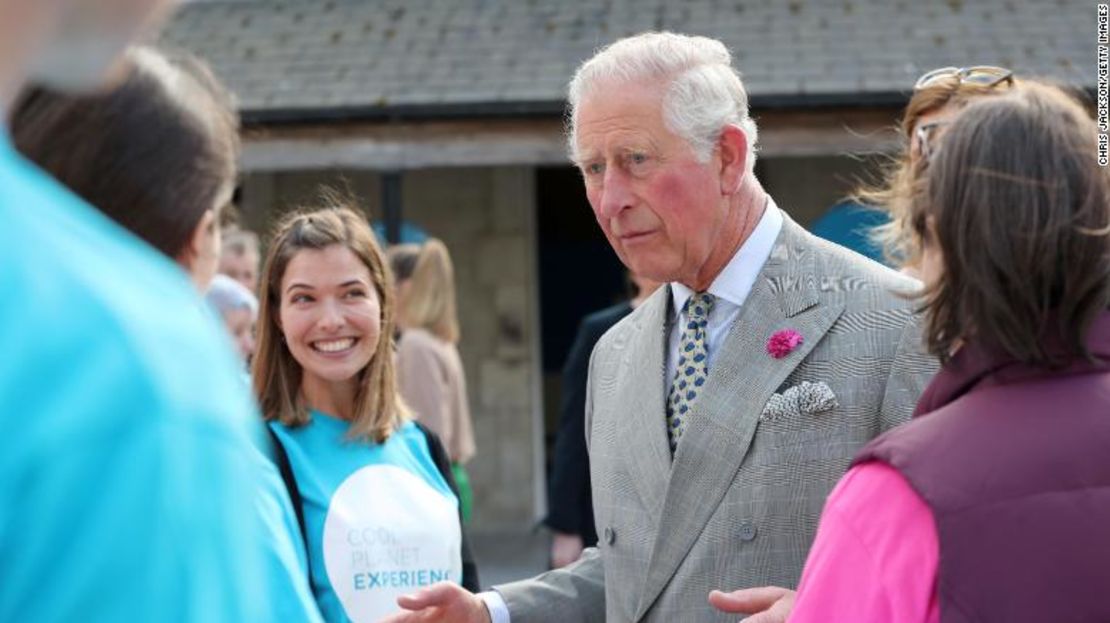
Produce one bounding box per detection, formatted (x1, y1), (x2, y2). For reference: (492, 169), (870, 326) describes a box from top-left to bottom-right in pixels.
(0, 134), (301, 621)
(251, 441), (327, 622)
(271, 414), (462, 623)
(236, 376), (324, 622)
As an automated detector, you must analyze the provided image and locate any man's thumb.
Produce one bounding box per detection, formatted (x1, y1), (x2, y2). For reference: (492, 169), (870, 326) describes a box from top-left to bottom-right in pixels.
(708, 587), (788, 613)
(396, 581), (459, 610)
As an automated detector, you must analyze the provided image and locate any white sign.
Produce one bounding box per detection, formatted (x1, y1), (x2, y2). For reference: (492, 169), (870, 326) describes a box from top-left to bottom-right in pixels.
(323, 464), (462, 622)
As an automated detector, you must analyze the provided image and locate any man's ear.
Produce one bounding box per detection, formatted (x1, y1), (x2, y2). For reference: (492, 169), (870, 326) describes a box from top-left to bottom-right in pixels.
(178, 209), (218, 270)
(717, 125), (749, 195)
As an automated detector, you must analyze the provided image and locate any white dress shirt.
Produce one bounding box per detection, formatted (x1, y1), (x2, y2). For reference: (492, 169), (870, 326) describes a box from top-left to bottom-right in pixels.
(666, 200), (783, 393)
(480, 201), (784, 623)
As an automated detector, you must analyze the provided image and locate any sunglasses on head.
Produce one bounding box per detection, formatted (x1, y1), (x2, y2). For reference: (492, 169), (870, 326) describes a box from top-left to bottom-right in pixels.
(914, 66), (1014, 91)
(914, 120), (948, 163)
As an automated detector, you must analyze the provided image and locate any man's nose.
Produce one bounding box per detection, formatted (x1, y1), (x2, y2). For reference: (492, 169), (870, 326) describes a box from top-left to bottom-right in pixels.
(596, 168), (634, 219)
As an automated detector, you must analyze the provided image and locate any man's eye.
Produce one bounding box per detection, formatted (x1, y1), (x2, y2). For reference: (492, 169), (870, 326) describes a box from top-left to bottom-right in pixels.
(584, 162), (604, 176)
(627, 152), (651, 168)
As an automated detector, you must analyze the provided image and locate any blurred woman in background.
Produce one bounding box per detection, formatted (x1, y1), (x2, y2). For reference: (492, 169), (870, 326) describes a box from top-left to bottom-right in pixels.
(389, 239), (477, 523)
(859, 65), (1015, 275)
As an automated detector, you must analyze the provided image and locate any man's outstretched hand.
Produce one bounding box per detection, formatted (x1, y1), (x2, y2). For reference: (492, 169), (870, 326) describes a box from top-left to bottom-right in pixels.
(708, 586), (797, 623)
(377, 582), (491, 623)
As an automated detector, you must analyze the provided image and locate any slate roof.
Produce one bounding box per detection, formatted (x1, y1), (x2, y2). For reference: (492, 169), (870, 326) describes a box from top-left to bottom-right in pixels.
(159, 0), (1089, 122)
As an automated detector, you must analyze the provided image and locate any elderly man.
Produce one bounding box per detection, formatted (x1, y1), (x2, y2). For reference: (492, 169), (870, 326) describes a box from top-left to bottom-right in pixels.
(386, 32), (935, 623)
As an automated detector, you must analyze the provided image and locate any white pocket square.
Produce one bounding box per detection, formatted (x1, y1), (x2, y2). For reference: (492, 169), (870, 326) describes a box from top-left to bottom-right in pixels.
(760, 381), (838, 421)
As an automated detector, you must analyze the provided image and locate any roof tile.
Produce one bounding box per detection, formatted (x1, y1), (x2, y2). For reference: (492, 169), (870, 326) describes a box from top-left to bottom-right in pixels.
(161, 0), (1092, 113)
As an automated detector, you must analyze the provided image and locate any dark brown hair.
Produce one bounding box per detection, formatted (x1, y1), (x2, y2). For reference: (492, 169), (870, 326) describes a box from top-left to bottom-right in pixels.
(387, 243), (421, 282)
(11, 46), (239, 259)
(917, 82), (1110, 365)
(253, 197), (410, 442)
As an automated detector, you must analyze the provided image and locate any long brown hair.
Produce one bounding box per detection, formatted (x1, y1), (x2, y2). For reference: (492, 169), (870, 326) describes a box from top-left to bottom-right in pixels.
(917, 82), (1110, 365)
(12, 46), (239, 259)
(859, 78), (1015, 268)
(253, 199), (410, 442)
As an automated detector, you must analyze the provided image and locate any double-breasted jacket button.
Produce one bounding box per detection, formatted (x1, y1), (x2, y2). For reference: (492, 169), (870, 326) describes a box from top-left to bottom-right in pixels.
(738, 521), (757, 542)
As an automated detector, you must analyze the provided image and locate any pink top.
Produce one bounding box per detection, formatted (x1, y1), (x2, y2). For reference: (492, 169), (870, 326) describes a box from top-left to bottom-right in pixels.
(788, 462), (940, 623)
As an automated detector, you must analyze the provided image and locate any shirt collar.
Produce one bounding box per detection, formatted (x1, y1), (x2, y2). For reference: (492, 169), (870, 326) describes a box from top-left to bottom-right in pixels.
(671, 198), (784, 316)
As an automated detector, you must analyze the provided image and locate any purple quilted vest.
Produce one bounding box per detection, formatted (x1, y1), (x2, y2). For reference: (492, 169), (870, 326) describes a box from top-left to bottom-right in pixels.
(854, 313), (1110, 623)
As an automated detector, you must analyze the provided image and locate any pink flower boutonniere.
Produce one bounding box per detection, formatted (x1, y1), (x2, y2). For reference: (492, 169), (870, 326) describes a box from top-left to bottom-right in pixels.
(767, 329), (804, 359)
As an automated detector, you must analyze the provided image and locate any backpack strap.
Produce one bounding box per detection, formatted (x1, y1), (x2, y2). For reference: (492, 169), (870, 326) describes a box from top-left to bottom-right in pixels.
(414, 421), (482, 591)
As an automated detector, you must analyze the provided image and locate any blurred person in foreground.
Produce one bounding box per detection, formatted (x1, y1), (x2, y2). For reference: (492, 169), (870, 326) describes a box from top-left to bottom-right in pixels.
(0, 2), (280, 621)
(726, 82), (1110, 623)
(14, 47), (235, 293)
(544, 271), (660, 568)
(12, 46), (324, 621)
(388, 239), (477, 523)
(382, 31), (935, 623)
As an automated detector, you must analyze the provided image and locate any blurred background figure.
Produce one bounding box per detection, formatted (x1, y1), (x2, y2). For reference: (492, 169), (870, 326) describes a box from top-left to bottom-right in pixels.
(544, 271), (660, 568)
(11, 45), (323, 622)
(0, 2), (279, 621)
(206, 273), (259, 366)
(389, 239), (477, 523)
(255, 205), (478, 622)
(220, 224), (262, 293)
(809, 67), (1018, 275)
(858, 65), (1016, 276)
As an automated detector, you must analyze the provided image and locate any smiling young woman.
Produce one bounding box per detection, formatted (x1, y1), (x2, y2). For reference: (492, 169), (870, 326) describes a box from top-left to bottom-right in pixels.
(253, 200), (479, 622)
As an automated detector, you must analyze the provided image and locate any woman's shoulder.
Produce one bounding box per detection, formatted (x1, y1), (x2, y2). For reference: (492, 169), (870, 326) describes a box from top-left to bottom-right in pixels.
(825, 462), (936, 551)
(394, 420), (452, 474)
(397, 419), (439, 450)
(400, 327), (447, 348)
(398, 328), (453, 362)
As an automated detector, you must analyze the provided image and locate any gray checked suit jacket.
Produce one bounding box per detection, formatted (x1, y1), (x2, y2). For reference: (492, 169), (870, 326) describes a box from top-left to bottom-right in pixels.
(496, 213), (938, 622)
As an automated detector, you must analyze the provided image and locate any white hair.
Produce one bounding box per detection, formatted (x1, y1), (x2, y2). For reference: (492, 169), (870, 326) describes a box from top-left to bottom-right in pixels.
(567, 31), (759, 170)
(205, 274), (258, 316)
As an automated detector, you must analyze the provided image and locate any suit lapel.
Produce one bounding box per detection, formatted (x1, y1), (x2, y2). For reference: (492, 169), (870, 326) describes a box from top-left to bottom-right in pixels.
(635, 217), (846, 617)
(613, 287), (673, 518)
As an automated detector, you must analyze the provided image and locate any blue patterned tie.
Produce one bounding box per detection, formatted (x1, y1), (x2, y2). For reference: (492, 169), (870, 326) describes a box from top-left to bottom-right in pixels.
(666, 292), (715, 452)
